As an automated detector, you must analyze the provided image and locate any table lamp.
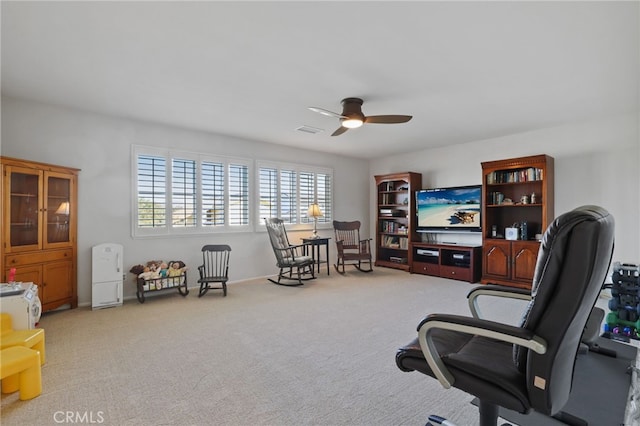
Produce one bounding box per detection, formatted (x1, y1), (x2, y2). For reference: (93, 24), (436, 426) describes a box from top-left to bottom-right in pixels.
(307, 203), (323, 239)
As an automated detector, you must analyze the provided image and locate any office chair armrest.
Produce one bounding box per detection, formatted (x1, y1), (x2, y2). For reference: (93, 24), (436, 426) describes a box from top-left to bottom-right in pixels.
(417, 313), (547, 389)
(467, 285), (532, 319)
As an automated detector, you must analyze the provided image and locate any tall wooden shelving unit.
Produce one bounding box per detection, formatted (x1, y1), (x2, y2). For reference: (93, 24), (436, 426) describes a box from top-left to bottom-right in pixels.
(374, 172), (422, 271)
(481, 154), (554, 289)
(1, 156), (79, 312)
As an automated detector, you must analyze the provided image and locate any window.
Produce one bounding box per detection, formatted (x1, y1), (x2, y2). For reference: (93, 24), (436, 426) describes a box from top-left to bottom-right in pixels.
(136, 155), (166, 228)
(133, 146), (333, 237)
(257, 161), (333, 229)
(201, 160), (249, 228)
(133, 146), (251, 236)
(172, 158), (196, 227)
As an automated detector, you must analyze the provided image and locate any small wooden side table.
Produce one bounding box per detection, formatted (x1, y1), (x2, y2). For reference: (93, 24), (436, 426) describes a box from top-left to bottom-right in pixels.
(302, 237), (331, 275)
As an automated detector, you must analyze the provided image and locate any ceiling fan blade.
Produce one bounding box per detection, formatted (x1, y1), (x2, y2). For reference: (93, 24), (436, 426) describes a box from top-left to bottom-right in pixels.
(364, 115), (413, 124)
(331, 126), (349, 137)
(308, 106), (345, 119)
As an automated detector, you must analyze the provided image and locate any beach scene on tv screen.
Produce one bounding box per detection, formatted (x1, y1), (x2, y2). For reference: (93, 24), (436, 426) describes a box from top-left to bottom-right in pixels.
(417, 188), (481, 228)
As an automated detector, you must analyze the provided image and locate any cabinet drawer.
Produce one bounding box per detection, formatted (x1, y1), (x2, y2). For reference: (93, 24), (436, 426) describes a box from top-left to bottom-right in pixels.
(5, 249), (73, 266)
(440, 265), (471, 282)
(412, 261), (440, 276)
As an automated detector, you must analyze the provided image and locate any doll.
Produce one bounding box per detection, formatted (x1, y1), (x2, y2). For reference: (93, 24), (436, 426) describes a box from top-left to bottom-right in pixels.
(168, 262), (185, 277)
(159, 262), (169, 278)
(138, 266), (156, 280)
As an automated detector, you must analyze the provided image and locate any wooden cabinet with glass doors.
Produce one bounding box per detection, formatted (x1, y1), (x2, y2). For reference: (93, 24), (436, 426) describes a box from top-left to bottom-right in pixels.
(1, 157), (79, 312)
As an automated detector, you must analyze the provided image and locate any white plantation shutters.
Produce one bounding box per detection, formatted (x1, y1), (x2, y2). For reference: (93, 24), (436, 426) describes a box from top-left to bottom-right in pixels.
(133, 146), (331, 236)
(257, 162), (332, 226)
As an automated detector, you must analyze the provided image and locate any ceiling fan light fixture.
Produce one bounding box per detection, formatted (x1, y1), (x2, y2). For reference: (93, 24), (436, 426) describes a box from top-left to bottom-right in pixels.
(341, 118), (363, 129)
(310, 97), (410, 136)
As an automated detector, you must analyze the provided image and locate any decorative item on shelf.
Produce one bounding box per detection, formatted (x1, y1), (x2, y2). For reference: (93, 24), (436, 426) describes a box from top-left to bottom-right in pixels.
(520, 194), (530, 204)
(531, 192), (537, 203)
(505, 225), (520, 241)
(54, 201), (70, 238)
(55, 201), (69, 215)
(307, 203), (323, 239)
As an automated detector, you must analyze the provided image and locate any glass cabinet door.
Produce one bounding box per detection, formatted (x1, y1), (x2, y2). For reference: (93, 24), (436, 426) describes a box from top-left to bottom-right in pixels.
(7, 167), (42, 250)
(45, 172), (72, 247)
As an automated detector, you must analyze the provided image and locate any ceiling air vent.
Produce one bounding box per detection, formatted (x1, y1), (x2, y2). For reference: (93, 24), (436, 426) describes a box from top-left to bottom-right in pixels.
(296, 125), (324, 134)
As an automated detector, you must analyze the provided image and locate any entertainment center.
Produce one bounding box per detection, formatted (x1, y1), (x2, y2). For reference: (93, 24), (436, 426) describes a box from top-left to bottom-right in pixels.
(410, 243), (482, 283)
(376, 154), (553, 289)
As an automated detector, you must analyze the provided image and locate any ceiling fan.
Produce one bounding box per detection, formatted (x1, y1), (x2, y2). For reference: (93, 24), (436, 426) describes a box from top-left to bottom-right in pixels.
(308, 97), (412, 136)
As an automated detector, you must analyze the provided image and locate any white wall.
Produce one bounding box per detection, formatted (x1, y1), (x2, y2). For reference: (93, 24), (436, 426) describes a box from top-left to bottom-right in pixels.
(370, 113), (640, 265)
(1, 96), (370, 305)
(3, 96), (638, 306)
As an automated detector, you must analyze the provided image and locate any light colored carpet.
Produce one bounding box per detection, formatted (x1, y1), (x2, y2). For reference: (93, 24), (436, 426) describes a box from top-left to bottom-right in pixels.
(2, 269), (535, 425)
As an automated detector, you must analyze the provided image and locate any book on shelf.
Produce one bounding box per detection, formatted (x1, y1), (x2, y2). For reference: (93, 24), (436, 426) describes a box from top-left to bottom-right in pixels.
(486, 167), (543, 184)
(381, 220), (407, 234)
(382, 235), (408, 249)
(379, 209), (405, 217)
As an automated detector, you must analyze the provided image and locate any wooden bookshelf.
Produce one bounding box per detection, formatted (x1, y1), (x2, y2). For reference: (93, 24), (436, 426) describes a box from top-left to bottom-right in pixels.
(374, 172), (422, 271)
(481, 154), (554, 289)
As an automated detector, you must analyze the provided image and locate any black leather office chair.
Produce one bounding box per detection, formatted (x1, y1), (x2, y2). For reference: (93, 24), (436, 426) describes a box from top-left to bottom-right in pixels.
(396, 206), (615, 426)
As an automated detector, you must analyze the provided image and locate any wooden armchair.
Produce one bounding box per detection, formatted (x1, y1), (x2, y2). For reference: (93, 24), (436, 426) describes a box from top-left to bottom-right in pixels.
(264, 218), (315, 286)
(333, 220), (373, 273)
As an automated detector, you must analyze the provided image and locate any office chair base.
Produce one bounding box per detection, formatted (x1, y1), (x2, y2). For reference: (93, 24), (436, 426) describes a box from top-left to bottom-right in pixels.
(478, 400), (499, 426)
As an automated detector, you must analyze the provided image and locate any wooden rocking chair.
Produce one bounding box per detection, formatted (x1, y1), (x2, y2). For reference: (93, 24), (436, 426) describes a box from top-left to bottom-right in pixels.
(333, 220), (373, 274)
(265, 218), (316, 286)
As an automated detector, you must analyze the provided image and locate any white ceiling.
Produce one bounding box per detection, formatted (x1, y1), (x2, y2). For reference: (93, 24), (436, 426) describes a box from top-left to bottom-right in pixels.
(2, 1), (638, 160)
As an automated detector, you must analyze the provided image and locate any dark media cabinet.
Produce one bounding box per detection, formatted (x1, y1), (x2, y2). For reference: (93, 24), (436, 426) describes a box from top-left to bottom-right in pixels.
(410, 243), (482, 283)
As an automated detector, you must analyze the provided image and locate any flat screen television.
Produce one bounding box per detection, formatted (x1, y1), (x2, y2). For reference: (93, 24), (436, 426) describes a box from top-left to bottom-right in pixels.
(416, 185), (482, 232)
